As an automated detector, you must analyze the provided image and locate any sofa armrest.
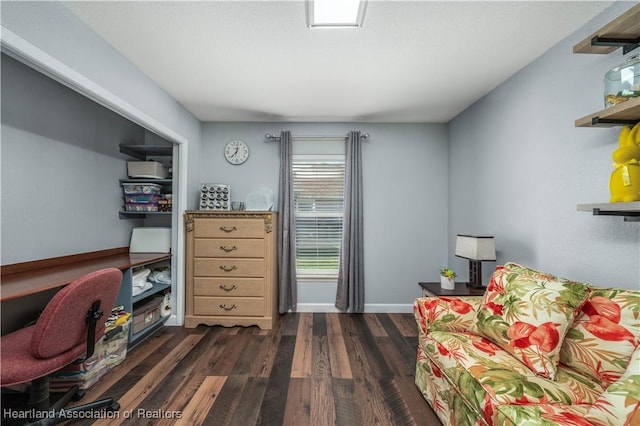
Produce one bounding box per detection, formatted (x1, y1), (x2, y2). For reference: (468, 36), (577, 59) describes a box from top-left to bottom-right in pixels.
(414, 296), (483, 335)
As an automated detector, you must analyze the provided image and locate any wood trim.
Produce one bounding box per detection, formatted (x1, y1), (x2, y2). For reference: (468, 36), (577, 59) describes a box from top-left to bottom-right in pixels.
(1, 251), (171, 302)
(1, 247), (129, 276)
(575, 96), (640, 128)
(573, 3), (640, 54)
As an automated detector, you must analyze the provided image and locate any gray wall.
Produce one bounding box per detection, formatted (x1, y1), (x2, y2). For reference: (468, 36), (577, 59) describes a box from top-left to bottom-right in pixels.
(448, 1), (640, 289)
(201, 122), (449, 308)
(1, 54), (145, 263)
(1, 0), (202, 210)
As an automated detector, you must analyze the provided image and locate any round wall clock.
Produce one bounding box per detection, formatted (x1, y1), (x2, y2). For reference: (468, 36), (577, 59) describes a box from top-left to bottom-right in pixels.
(224, 139), (249, 165)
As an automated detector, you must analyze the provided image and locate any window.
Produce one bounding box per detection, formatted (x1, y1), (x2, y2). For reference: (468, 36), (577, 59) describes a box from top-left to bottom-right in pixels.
(293, 154), (345, 278)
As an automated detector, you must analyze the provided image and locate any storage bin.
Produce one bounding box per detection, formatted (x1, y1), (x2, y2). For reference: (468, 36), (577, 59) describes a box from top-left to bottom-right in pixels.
(132, 296), (163, 334)
(122, 183), (162, 195)
(125, 203), (159, 212)
(49, 319), (130, 391)
(127, 161), (169, 179)
(124, 194), (161, 204)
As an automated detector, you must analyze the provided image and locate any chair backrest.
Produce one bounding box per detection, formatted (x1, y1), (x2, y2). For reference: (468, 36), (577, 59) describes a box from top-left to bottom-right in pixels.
(30, 268), (122, 359)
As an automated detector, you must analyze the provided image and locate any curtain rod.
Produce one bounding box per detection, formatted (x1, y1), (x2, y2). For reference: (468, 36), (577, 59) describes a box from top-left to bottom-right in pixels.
(265, 133), (369, 141)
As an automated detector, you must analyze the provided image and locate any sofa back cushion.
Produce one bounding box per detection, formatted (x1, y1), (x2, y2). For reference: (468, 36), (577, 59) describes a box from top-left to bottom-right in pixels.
(476, 263), (589, 380)
(584, 344), (640, 426)
(560, 287), (640, 387)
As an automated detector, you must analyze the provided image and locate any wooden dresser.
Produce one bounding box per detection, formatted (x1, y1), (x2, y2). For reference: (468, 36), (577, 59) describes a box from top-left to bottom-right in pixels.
(184, 211), (278, 329)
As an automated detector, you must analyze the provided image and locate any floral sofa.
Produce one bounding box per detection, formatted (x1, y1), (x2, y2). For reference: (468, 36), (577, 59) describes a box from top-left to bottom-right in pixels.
(414, 262), (640, 426)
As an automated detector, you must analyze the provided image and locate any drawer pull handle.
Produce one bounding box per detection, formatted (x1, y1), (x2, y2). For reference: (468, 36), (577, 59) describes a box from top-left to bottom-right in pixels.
(220, 265), (237, 272)
(219, 226), (237, 233)
(220, 245), (237, 252)
(219, 284), (237, 292)
(219, 304), (237, 311)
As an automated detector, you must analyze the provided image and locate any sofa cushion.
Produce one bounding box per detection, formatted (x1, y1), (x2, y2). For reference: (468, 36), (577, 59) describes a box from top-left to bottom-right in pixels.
(584, 344), (640, 426)
(476, 263), (589, 380)
(560, 287), (640, 387)
(419, 329), (604, 425)
(414, 296), (482, 335)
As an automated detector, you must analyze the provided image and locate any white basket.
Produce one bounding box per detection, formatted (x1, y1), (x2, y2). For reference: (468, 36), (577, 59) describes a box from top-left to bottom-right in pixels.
(127, 161), (168, 179)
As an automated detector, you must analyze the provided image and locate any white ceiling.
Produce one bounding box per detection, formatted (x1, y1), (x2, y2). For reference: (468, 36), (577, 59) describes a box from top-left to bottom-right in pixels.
(63, 1), (613, 123)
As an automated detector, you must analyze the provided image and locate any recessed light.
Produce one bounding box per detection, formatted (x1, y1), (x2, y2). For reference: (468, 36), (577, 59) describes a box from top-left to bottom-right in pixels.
(307, 0), (367, 29)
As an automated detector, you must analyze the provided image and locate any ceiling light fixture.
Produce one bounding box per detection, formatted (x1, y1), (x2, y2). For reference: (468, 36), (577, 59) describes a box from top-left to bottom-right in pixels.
(307, 0), (367, 29)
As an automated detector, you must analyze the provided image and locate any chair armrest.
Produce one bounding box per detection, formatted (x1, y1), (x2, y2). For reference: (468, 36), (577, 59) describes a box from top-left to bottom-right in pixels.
(414, 296), (483, 335)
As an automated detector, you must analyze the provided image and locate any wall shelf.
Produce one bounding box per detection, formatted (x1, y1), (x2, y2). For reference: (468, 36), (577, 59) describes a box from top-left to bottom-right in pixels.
(119, 144), (173, 160)
(119, 144), (173, 219)
(120, 178), (172, 185)
(116, 257), (171, 348)
(573, 4), (640, 55)
(574, 5), (640, 222)
(577, 202), (640, 222)
(575, 96), (640, 128)
(119, 211), (171, 219)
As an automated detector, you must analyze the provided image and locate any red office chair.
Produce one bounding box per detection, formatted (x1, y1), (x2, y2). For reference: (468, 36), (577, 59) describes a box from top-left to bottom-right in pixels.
(1, 268), (123, 425)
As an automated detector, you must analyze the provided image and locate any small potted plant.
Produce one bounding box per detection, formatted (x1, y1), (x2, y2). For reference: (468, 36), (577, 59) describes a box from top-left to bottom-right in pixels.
(440, 267), (457, 290)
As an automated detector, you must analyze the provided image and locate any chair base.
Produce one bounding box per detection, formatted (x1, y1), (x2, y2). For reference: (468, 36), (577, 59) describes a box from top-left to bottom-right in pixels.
(2, 376), (119, 426)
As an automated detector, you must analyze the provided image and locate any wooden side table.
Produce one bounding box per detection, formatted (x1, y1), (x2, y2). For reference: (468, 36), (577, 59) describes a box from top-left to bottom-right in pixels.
(418, 282), (486, 297)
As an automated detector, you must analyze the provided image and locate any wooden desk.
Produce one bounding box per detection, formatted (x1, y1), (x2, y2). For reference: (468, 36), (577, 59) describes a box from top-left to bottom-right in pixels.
(418, 282), (486, 298)
(1, 248), (171, 302)
(1, 248), (172, 342)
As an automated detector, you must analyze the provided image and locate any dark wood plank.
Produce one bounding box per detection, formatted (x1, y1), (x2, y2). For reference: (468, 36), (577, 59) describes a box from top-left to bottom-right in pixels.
(377, 313), (421, 374)
(256, 335), (296, 425)
(312, 312), (327, 336)
(131, 327), (222, 412)
(227, 377), (268, 426)
(332, 377), (363, 426)
(203, 374), (248, 425)
(348, 314), (394, 379)
(2, 313), (442, 426)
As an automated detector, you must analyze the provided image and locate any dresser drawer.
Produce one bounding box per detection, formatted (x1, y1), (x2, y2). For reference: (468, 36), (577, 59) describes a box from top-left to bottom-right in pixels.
(194, 238), (265, 258)
(194, 258), (264, 277)
(193, 296), (265, 316)
(193, 277), (264, 297)
(193, 218), (264, 238)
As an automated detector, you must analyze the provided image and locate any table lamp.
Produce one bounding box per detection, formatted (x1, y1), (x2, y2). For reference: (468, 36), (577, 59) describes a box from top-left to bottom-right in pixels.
(455, 235), (496, 288)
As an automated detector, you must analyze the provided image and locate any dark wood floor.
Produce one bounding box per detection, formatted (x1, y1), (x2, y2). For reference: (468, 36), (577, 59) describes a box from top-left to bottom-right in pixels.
(5, 313), (440, 425)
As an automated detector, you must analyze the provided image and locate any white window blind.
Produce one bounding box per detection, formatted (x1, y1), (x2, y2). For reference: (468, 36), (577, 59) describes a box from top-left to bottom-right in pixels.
(293, 154), (345, 278)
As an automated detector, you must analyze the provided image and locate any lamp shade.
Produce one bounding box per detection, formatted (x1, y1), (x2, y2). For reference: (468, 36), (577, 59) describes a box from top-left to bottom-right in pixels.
(455, 235), (496, 261)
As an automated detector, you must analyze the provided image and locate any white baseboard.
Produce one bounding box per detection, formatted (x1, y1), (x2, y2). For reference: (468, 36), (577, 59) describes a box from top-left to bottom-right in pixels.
(296, 303), (413, 313)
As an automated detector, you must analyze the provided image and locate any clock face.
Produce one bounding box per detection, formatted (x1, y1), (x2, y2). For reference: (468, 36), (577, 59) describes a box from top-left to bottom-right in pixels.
(224, 140), (249, 165)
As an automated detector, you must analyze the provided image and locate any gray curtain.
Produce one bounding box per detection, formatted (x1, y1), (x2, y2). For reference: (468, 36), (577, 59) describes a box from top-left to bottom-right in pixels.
(278, 130), (297, 313)
(336, 131), (364, 312)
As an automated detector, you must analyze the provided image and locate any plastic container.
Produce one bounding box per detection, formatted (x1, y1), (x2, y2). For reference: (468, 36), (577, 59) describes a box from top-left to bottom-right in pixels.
(604, 55), (640, 108)
(124, 194), (161, 204)
(122, 183), (162, 194)
(125, 203), (159, 212)
(127, 161), (168, 179)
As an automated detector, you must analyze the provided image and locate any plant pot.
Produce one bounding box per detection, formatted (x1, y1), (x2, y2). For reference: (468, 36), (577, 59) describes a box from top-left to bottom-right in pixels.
(440, 276), (455, 290)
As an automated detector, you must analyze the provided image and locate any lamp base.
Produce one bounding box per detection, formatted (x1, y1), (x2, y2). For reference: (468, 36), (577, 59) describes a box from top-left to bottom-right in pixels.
(467, 260), (484, 288)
